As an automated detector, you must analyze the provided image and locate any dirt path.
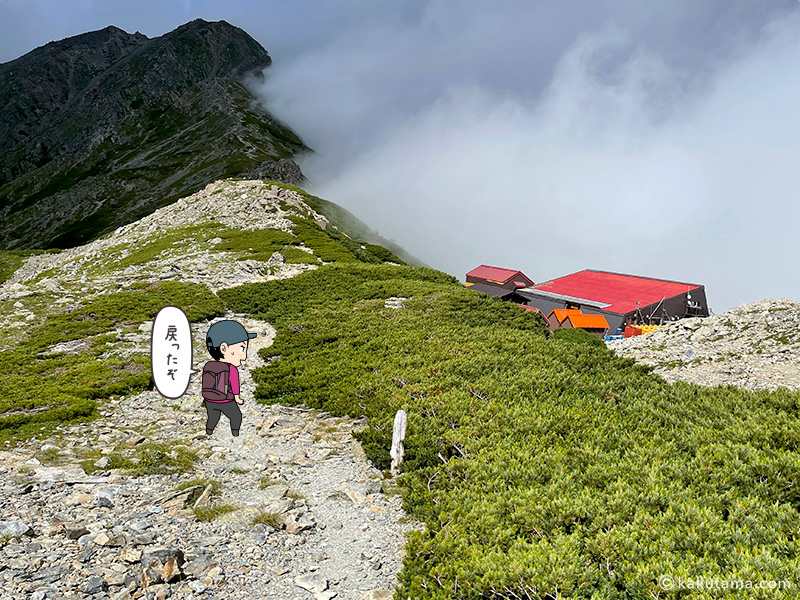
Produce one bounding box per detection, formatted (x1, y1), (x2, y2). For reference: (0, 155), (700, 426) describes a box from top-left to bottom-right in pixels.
(0, 314), (419, 600)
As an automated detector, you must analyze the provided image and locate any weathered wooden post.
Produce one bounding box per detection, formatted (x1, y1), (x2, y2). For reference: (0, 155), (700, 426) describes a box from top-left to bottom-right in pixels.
(390, 409), (407, 476)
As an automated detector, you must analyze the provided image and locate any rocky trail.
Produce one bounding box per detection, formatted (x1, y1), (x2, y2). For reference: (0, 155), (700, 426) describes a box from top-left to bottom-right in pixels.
(0, 312), (419, 600)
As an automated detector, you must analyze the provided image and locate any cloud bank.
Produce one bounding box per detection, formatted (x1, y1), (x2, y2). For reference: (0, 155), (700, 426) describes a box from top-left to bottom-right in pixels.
(2, 0), (800, 310)
(257, 2), (800, 311)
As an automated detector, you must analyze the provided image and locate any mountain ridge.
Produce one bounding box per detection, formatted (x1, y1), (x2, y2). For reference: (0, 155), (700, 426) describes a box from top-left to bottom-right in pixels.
(0, 19), (308, 250)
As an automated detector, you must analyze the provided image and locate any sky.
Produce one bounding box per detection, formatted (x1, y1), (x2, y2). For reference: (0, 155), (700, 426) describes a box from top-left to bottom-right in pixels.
(2, 0), (800, 311)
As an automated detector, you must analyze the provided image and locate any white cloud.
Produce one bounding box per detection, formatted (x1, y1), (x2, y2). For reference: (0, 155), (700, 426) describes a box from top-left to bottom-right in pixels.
(259, 9), (800, 311)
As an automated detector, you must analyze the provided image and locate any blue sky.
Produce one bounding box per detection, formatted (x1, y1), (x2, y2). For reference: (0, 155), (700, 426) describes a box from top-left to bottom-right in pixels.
(2, 1), (800, 310)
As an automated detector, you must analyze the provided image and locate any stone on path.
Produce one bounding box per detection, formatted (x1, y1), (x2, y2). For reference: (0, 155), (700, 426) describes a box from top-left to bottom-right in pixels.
(295, 573), (328, 594)
(0, 519), (30, 538)
(361, 590), (393, 600)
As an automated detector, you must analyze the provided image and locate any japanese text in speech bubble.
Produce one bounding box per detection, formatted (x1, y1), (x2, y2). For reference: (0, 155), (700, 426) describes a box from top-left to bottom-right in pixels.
(151, 306), (195, 398)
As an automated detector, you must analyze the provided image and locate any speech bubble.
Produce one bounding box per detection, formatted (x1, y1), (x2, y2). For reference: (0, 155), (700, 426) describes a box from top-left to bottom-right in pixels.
(150, 306), (194, 398)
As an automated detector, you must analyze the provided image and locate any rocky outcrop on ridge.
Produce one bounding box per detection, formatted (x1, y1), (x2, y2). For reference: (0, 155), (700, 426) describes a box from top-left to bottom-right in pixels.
(0, 179), (323, 351)
(0, 19), (308, 250)
(608, 298), (800, 391)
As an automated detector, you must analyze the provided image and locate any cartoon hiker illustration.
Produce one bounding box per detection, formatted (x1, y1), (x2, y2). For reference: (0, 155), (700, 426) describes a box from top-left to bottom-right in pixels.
(202, 320), (257, 437)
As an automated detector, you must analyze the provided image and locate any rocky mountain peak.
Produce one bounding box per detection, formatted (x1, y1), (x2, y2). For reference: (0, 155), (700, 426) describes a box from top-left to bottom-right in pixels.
(0, 20), (307, 251)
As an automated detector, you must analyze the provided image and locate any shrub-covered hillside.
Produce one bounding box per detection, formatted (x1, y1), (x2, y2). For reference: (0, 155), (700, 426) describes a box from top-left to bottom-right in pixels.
(3, 177), (799, 598)
(0, 179), (402, 440)
(222, 262), (800, 600)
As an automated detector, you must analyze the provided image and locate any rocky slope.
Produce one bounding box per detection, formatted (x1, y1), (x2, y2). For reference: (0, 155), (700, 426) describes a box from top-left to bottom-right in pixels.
(0, 19), (308, 250)
(0, 179), (420, 599)
(0, 314), (417, 600)
(0, 179), (325, 351)
(608, 298), (800, 391)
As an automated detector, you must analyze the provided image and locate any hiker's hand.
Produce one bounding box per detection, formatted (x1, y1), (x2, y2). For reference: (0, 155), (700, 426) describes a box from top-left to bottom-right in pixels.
(235, 394), (243, 405)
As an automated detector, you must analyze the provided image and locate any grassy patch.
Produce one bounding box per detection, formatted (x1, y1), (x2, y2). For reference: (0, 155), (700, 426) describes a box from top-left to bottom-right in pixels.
(251, 511), (282, 528)
(211, 225), (296, 263)
(0, 280), (223, 440)
(194, 504), (238, 522)
(84, 441), (197, 476)
(263, 181), (409, 264)
(129, 442), (197, 476)
(90, 224), (226, 274)
(551, 327), (607, 348)
(0, 250), (58, 284)
(218, 261), (800, 599)
(282, 246), (320, 265)
(178, 478), (222, 495)
(34, 446), (63, 465)
(768, 333), (793, 345)
(258, 475), (285, 489)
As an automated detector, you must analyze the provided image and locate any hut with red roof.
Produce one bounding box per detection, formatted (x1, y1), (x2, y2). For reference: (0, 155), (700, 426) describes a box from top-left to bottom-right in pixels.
(518, 270), (708, 333)
(465, 265), (535, 304)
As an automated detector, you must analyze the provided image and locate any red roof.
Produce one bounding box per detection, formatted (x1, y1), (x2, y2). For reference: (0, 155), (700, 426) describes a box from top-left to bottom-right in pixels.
(532, 270), (700, 315)
(467, 265), (533, 286)
(515, 304), (544, 315)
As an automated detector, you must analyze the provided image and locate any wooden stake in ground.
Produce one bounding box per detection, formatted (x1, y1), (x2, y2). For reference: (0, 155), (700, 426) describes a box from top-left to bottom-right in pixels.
(390, 410), (407, 476)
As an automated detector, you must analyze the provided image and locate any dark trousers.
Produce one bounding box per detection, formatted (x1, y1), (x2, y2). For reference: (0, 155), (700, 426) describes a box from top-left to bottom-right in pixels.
(204, 400), (242, 434)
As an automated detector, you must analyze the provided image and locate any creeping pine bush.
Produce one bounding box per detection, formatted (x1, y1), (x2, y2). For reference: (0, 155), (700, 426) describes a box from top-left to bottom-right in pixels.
(550, 326), (607, 348)
(221, 262), (800, 599)
(0, 281), (223, 438)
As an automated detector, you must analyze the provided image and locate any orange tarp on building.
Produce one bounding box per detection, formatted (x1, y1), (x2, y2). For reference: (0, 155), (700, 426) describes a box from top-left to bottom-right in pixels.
(565, 314), (610, 329)
(548, 309), (582, 324)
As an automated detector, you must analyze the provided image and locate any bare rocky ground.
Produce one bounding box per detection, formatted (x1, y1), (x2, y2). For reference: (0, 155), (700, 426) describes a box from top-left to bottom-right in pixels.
(0, 312), (419, 600)
(0, 180), (422, 600)
(608, 298), (800, 391)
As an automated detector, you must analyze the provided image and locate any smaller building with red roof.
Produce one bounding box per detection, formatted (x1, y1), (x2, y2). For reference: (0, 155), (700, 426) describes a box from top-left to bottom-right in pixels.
(466, 265), (534, 290)
(546, 309), (583, 331)
(561, 313), (610, 338)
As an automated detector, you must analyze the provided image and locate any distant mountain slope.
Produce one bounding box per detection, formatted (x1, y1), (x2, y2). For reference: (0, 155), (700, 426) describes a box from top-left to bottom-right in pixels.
(0, 19), (308, 250)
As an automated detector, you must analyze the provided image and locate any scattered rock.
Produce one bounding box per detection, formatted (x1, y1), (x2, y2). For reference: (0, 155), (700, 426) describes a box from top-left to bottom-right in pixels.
(361, 590), (393, 600)
(63, 522), (90, 540)
(610, 298), (800, 391)
(295, 573), (328, 594)
(95, 531), (127, 547)
(93, 488), (115, 507)
(84, 576), (107, 595)
(33, 466), (106, 484)
(124, 435), (146, 447)
(384, 297), (409, 310)
(0, 519), (31, 538)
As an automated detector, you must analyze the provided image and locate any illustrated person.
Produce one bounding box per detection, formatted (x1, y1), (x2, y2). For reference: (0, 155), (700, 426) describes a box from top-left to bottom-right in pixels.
(202, 320), (257, 437)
